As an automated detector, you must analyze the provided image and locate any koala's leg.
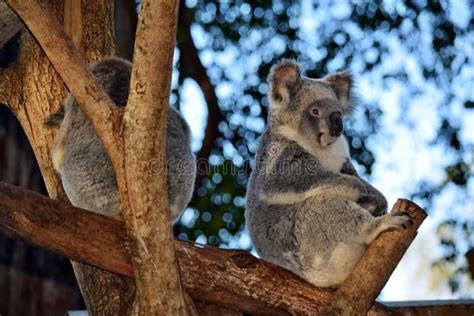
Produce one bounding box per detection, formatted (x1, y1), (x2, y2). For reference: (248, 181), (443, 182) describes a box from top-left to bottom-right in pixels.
(361, 211), (414, 245)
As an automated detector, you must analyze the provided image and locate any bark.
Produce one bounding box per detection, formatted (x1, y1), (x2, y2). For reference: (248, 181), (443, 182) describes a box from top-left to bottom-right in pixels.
(322, 199), (428, 316)
(63, 0), (83, 53)
(194, 301), (241, 315)
(122, 1), (186, 313)
(7, 0), (188, 313)
(1, 1), (135, 314)
(0, 182), (426, 315)
(6, 0), (123, 168)
(0, 108), (83, 315)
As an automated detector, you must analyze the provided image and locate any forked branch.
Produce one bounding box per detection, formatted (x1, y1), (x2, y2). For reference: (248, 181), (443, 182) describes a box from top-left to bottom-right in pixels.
(6, 0), (122, 164)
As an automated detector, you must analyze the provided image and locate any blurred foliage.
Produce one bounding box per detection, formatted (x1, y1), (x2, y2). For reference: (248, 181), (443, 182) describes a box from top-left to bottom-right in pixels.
(172, 0), (473, 295)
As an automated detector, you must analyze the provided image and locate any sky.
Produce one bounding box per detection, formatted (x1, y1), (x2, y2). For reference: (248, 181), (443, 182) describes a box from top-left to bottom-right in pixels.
(176, 0), (473, 301)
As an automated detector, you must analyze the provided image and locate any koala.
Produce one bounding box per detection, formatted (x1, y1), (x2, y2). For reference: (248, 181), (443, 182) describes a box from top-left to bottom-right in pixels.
(49, 57), (195, 222)
(245, 59), (413, 288)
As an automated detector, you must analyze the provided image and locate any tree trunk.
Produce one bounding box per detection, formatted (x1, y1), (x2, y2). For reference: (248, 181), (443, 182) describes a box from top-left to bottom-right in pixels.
(1, 1), (136, 314)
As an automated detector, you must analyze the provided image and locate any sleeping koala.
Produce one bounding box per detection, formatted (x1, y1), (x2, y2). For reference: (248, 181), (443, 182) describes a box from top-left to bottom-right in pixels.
(245, 59), (413, 288)
(49, 57), (195, 222)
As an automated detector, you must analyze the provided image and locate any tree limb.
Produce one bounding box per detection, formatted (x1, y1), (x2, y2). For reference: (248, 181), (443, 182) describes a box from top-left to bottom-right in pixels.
(322, 199), (428, 315)
(7, 0), (188, 313)
(120, 0), (186, 314)
(0, 182), (426, 315)
(63, 0), (83, 53)
(6, 0), (123, 167)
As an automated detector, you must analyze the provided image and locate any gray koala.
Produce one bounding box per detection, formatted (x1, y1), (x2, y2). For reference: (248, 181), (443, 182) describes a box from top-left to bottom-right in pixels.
(245, 60), (413, 288)
(49, 57), (195, 222)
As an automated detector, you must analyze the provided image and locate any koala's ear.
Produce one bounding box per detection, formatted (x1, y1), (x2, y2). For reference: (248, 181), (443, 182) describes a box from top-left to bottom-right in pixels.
(268, 59), (301, 110)
(322, 70), (354, 115)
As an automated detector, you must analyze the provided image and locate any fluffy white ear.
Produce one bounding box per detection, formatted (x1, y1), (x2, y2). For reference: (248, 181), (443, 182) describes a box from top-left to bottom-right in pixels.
(268, 59), (301, 111)
(322, 70), (354, 115)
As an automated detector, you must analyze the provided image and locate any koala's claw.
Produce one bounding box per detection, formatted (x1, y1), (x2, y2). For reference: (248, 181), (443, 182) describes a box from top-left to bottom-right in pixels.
(384, 212), (414, 230)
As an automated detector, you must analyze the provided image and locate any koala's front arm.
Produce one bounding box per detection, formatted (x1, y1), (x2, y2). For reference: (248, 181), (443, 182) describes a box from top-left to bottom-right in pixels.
(340, 160), (388, 216)
(257, 139), (370, 206)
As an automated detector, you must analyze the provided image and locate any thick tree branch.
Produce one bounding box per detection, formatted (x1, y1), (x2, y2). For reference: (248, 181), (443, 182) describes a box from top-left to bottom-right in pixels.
(0, 182), (427, 315)
(121, 0), (186, 314)
(6, 0), (123, 167)
(322, 199), (428, 315)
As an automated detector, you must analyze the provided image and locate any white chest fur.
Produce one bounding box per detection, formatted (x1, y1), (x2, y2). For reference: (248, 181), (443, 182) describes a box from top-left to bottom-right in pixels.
(313, 137), (350, 172)
(277, 125), (350, 172)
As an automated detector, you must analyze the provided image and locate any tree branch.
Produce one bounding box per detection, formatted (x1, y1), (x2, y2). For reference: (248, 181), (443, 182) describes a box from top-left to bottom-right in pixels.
(6, 0), (123, 167)
(121, 0), (186, 314)
(322, 199), (428, 315)
(0, 182), (426, 315)
(7, 0), (188, 313)
(63, 0), (83, 53)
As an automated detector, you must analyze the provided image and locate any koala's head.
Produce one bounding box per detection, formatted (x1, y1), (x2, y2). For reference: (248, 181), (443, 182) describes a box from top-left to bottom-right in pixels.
(267, 59), (354, 148)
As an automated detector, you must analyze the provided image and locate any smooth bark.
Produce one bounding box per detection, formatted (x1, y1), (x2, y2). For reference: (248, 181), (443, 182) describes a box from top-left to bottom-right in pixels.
(121, 0), (186, 314)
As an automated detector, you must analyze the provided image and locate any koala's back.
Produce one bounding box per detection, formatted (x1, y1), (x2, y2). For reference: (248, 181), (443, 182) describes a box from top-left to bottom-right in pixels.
(246, 131), (304, 271)
(53, 57), (195, 220)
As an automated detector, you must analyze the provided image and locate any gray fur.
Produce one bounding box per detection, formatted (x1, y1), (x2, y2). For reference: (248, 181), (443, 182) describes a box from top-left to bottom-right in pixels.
(51, 57), (195, 222)
(246, 59), (412, 288)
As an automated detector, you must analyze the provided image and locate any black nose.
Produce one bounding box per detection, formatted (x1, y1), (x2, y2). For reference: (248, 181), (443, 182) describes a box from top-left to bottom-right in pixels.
(329, 112), (343, 137)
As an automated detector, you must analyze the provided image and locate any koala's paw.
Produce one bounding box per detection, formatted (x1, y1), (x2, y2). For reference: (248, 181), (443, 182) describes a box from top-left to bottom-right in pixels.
(384, 212), (414, 230)
(363, 212), (415, 244)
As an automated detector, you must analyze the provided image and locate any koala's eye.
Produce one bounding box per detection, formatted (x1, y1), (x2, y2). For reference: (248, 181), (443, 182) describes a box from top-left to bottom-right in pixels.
(310, 107), (319, 117)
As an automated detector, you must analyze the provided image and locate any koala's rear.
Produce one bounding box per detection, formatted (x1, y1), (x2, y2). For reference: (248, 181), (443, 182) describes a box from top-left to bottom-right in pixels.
(246, 60), (413, 287)
(51, 57), (195, 222)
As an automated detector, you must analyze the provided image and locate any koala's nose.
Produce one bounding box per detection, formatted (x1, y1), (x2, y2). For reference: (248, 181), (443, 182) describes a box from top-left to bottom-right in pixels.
(329, 112), (343, 137)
